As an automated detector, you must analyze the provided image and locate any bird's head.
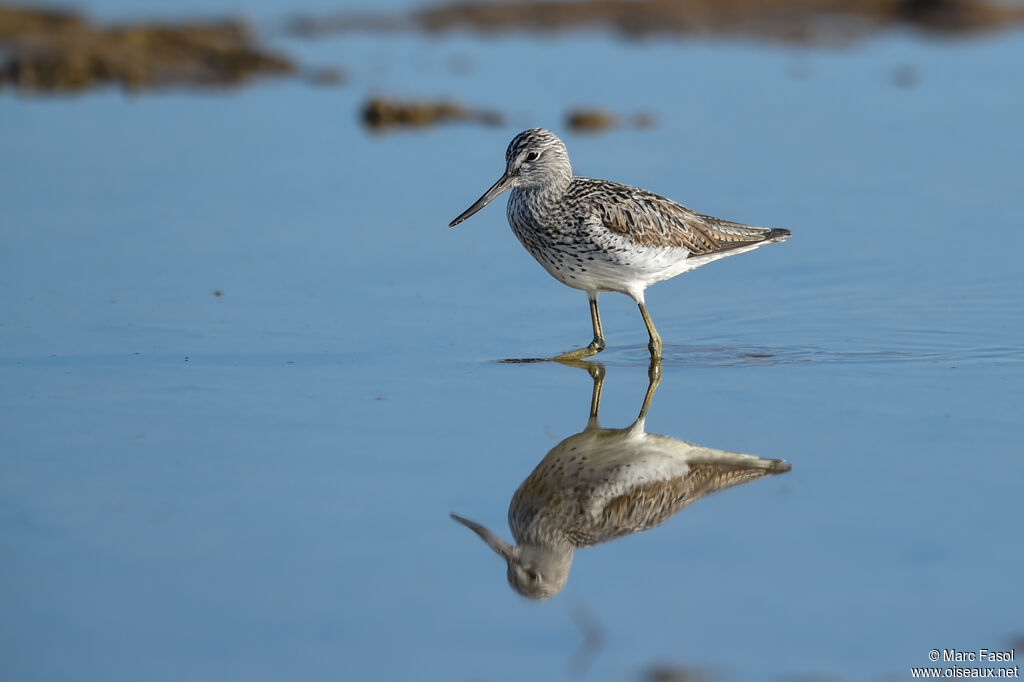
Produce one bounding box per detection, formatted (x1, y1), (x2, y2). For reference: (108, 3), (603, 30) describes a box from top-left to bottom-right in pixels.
(449, 128), (572, 227)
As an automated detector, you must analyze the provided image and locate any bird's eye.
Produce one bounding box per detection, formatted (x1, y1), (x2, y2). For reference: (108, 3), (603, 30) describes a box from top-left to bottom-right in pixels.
(525, 151), (539, 162)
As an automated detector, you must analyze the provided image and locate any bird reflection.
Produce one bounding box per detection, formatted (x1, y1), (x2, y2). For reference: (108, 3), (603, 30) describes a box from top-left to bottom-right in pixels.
(451, 360), (791, 599)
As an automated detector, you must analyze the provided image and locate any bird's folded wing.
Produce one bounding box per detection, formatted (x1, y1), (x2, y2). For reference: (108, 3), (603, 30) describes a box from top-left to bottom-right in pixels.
(577, 178), (780, 255)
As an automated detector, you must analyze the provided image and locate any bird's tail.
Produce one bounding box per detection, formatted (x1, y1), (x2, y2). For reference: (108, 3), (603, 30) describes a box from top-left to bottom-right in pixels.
(694, 214), (791, 254)
(762, 457), (792, 473)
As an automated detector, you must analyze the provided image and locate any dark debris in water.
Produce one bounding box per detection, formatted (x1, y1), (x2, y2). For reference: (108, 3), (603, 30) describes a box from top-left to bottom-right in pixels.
(566, 107), (656, 132)
(567, 108), (618, 132)
(361, 95), (503, 131)
(286, 0), (1024, 44)
(645, 663), (719, 682)
(0, 5), (294, 92)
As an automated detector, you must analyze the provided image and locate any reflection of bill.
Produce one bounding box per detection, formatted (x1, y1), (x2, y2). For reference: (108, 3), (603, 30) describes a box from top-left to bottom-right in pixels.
(451, 361), (791, 599)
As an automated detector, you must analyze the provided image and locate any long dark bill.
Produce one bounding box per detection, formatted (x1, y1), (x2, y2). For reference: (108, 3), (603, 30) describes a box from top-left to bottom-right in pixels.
(449, 171), (515, 227)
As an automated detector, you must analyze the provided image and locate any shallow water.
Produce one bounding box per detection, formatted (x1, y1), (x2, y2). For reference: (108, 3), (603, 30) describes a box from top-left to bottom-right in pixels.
(2, 6), (1023, 682)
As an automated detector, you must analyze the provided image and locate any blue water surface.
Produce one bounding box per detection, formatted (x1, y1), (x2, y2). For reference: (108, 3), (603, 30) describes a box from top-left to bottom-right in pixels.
(1, 10), (1023, 682)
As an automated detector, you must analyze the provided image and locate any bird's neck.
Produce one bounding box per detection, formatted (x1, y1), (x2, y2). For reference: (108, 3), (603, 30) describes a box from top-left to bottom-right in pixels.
(530, 170), (572, 198)
(511, 175), (571, 220)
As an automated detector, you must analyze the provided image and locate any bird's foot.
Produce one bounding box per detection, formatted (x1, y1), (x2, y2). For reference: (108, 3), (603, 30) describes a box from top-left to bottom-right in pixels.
(552, 339), (605, 362)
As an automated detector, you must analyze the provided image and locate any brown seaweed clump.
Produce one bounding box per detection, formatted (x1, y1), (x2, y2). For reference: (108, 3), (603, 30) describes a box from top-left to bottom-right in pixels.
(412, 0), (1024, 42)
(288, 0), (1024, 45)
(567, 108), (619, 132)
(361, 95), (502, 131)
(0, 5), (294, 92)
(566, 108), (656, 133)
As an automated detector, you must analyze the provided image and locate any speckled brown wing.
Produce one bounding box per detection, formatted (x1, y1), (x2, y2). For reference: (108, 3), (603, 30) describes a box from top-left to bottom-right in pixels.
(570, 459), (790, 547)
(572, 177), (788, 255)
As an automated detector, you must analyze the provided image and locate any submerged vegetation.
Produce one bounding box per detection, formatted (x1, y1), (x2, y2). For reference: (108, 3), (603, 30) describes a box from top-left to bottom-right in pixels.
(361, 96), (503, 131)
(0, 5), (293, 91)
(288, 0), (1024, 43)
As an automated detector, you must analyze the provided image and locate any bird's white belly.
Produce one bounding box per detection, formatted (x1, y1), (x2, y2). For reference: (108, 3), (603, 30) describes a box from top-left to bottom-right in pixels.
(510, 221), (688, 295)
(535, 240), (697, 300)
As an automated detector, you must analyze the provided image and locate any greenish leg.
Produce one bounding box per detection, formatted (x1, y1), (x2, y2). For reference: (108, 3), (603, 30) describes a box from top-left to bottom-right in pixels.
(638, 302), (662, 359)
(552, 294), (606, 361)
(638, 356), (662, 420)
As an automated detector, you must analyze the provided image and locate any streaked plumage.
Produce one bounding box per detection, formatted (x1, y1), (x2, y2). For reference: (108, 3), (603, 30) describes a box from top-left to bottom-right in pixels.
(450, 128), (791, 359)
(451, 363), (790, 599)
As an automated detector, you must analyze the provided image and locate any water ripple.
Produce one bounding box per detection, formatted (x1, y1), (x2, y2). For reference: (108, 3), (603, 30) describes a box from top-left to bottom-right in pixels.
(595, 342), (1024, 368)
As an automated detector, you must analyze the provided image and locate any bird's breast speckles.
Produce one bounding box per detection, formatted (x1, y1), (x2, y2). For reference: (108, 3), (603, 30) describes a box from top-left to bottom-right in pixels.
(508, 186), (628, 289)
